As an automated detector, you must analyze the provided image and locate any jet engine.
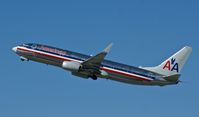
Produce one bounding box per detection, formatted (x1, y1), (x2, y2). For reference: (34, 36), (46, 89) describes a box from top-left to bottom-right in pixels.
(62, 61), (81, 71)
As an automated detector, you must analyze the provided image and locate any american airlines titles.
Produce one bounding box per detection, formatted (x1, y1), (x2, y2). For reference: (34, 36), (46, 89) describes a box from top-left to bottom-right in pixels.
(38, 46), (67, 56)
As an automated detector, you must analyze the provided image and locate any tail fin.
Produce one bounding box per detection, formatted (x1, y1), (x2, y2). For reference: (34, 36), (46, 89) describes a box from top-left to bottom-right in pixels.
(142, 46), (192, 76)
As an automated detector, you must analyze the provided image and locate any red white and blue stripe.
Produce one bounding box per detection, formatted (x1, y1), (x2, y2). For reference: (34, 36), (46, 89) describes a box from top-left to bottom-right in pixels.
(16, 46), (155, 81)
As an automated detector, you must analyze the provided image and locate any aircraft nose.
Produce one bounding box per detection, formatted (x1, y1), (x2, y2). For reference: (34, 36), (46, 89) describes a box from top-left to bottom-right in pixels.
(12, 47), (17, 52)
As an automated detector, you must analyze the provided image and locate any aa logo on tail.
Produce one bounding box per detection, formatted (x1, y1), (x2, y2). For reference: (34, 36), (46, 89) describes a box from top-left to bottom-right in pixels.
(163, 58), (179, 72)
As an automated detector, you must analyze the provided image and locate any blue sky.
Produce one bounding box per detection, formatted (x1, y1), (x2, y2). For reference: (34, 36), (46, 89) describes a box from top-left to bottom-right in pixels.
(0, 0), (199, 116)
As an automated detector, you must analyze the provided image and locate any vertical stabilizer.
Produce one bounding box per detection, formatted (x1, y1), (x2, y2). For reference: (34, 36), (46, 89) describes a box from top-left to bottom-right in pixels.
(142, 46), (192, 76)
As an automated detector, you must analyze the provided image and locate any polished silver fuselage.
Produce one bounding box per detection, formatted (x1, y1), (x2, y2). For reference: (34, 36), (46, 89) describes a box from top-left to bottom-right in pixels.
(13, 43), (177, 86)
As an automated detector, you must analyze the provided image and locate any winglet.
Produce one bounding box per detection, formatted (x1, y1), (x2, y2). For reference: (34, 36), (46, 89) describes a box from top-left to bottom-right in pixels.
(82, 43), (113, 66)
(104, 43), (113, 53)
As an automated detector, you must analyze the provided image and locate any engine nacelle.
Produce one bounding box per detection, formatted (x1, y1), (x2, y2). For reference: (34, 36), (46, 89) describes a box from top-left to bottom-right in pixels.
(62, 61), (81, 71)
(100, 70), (109, 77)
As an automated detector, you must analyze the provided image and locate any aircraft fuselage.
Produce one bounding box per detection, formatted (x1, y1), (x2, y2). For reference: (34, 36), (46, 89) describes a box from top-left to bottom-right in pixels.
(12, 43), (183, 86)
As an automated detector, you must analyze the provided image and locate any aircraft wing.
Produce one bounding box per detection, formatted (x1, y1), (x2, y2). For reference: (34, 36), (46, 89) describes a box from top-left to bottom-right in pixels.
(81, 43), (113, 74)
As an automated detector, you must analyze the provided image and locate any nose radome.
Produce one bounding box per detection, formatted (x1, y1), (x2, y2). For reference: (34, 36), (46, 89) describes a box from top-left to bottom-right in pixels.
(12, 47), (17, 52)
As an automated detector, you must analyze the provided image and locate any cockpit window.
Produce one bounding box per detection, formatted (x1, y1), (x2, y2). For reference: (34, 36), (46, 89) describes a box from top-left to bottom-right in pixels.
(31, 44), (37, 48)
(19, 43), (29, 47)
(20, 43), (38, 49)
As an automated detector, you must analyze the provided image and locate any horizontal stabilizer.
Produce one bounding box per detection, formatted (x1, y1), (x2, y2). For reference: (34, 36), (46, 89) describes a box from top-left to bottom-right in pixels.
(163, 74), (180, 82)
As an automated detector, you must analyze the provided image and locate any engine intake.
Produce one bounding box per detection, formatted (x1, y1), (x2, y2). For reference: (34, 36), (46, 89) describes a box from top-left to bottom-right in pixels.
(62, 61), (81, 71)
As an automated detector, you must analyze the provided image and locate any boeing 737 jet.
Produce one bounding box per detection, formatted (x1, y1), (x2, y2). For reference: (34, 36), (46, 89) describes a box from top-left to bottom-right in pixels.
(12, 43), (192, 86)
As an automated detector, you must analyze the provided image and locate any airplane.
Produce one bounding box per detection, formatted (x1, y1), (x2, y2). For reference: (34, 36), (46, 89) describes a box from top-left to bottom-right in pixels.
(12, 43), (192, 86)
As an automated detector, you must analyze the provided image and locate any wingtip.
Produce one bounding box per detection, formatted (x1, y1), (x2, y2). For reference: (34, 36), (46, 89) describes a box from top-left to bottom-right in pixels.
(104, 43), (113, 53)
(183, 46), (192, 52)
(185, 45), (192, 49)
